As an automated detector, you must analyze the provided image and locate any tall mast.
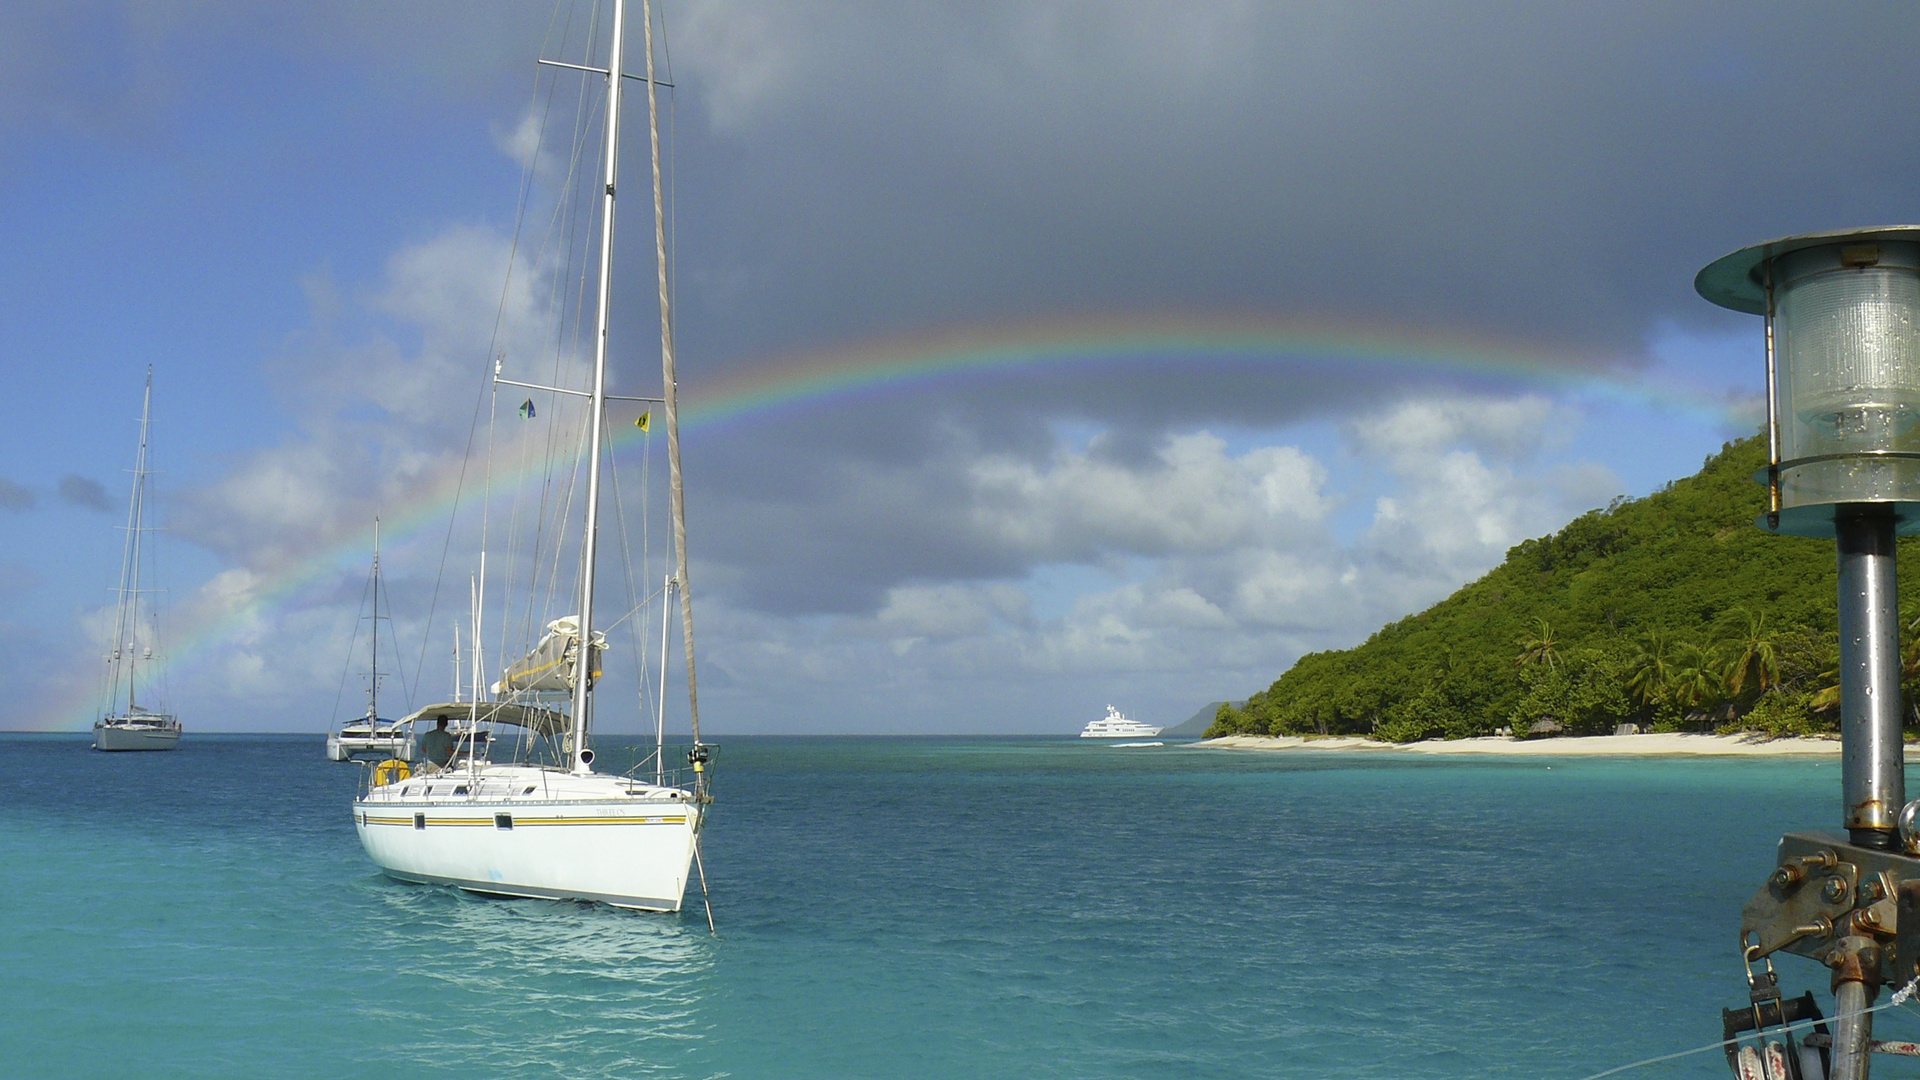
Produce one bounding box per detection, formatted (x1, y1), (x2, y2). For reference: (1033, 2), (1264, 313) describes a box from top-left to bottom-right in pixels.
(125, 368), (154, 716)
(641, 0), (701, 746)
(568, 0), (629, 774)
(369, 517), (381, 720)
(107, 369), (153, 719)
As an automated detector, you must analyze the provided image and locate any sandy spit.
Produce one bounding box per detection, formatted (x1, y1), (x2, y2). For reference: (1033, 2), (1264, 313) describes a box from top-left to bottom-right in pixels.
(1195, 732), (1861, 757)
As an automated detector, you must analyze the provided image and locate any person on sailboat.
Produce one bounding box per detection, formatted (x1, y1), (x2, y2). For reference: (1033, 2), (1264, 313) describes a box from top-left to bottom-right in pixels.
(418, 718), (456, 769)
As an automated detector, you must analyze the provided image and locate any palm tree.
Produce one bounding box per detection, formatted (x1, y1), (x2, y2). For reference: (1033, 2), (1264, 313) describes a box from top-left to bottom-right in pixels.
(1625, 628), (1677, 708)
(1515, 617), (1561, 672)
(1668, 642), (1723, 713)
(1720, 608), (1780, 701)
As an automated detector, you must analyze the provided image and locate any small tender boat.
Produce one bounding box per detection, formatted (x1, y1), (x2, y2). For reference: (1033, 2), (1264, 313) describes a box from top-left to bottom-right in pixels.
(1079, 705), (1162, 739)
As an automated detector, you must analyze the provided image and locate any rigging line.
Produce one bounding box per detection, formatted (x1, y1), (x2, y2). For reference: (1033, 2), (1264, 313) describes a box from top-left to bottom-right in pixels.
(329, 566), (374, 726)
(104, 380), (147, 717)
(639, 371), (654, 712)
(526, 78), (605, 653)
(485, 10), (552, 377)
(598, 581), (667, 637)
(542, 107), (608, 630)
(404, 354), (494, 704)
(1568, 973), (1920, 1080)
(143, 440), (173, 712)
(383, 530), (417, 714)
(513, 0), (601, 663)
(607, 447), (662, 740)
(608, 437), (652, 711)
(403, 0), (583, 711)
(510, 6), (599, 664)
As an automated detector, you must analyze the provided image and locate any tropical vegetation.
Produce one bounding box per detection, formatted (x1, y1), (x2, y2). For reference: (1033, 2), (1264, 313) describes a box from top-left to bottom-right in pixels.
(1206, 435), (1920, 742)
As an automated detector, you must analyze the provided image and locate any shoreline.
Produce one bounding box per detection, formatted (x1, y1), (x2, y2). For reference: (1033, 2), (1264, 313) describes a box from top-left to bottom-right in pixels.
(1196, 732), (1862, 757)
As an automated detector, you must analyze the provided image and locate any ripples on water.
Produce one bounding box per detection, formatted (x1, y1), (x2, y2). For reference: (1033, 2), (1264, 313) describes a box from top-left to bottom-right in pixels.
(6, 734), (1920, 1078)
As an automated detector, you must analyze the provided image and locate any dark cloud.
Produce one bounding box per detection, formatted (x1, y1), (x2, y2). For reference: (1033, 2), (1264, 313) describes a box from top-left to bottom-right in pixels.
(0, 478), (31, 510)
(58, 474), (112, 512)
(646, 2), (1920, 373)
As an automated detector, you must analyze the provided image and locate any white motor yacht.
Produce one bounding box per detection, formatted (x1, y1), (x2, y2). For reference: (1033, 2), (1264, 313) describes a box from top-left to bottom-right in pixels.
(1079, 705), (1163, 739)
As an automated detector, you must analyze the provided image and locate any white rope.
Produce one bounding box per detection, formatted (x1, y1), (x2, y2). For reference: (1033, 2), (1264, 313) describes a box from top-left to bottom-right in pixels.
(1569, 974), (1920, 1080)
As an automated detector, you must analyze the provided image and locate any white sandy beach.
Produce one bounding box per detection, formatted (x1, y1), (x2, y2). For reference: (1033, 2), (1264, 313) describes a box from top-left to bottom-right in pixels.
(1196, 732), (1868, 757)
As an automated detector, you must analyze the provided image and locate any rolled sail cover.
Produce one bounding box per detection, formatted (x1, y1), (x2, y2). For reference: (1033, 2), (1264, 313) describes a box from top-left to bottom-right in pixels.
(494, 616), (605, 694)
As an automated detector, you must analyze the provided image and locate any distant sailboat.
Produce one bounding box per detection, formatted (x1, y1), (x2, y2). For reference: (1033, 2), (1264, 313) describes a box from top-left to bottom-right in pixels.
(326, 519), (408, 762)
(93, 369), (181, 752)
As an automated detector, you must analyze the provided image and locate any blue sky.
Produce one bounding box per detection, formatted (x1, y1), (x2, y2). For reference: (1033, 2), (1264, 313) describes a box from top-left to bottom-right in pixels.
(0, 2), (1912, 735)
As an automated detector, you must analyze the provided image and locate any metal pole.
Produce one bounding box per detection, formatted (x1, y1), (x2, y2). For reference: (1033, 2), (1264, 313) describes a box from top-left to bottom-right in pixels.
(1764, 270), (1781, 531)
(1836, 503), (1905, 849)
(1830, 970), (1875, 1080)
(569, 0), (628, 775)
(657, 574), (671, 787)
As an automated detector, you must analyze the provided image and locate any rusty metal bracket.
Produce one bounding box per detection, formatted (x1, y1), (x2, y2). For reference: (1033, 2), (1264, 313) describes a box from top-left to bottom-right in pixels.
(1742, 833), (1920, 987)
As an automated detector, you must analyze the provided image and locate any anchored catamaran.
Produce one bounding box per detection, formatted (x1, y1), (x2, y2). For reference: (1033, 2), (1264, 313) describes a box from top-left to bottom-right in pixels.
(353, 0), (711, 916)
(326, 520), (408, 762)
(93, 368), (181, 753)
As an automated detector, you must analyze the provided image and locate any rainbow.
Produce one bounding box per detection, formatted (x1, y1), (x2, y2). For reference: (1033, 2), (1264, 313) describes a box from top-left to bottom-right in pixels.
(40, 313), (1739, 730)
(677, 313), (1700, 429)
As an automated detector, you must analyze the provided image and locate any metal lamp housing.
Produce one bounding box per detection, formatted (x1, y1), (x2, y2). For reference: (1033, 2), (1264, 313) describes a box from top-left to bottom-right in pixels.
(1697, 227), (1920, 536)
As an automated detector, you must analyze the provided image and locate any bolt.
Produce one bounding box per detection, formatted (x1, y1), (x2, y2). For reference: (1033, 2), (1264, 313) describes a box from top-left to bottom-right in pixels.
(1772, 865), (1806, 893)
(1823, 877), (1851, 905)
(1860, 879), (1884, 904)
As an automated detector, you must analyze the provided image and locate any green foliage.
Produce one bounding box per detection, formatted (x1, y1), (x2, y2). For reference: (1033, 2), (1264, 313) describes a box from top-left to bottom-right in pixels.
(1216, 436), (1920, 741)
(1508, 644), (1639, 737)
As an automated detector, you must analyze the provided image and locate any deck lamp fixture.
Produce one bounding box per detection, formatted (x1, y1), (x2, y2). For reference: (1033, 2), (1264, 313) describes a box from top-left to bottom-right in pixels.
(1700, 229), (1920, 1080)
(1697, 227), (1920, 537)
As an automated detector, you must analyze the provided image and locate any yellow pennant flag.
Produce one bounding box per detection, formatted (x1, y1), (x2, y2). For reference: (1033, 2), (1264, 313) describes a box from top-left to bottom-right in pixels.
(635, 411), (650, 432)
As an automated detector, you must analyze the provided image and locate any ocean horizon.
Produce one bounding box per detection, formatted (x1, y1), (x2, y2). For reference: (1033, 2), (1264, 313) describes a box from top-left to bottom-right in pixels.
(6, 733), (1914, 1078)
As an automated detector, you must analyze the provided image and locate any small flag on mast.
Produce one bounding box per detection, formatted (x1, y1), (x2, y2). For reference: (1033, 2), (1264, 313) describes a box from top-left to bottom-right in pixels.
(635, 411), (650, 431)
(518, 399), (536, 420)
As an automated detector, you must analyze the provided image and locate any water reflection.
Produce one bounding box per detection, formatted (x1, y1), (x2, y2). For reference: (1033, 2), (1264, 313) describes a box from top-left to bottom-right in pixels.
(348, 878), (717, 1077)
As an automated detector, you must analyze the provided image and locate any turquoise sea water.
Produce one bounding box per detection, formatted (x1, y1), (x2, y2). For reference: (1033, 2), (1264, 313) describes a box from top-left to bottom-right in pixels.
(5, 735), (1919, 1079)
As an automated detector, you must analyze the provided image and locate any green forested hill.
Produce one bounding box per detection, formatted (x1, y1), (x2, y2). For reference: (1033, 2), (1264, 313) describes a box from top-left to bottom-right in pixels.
(1208, 435), (1920, 741)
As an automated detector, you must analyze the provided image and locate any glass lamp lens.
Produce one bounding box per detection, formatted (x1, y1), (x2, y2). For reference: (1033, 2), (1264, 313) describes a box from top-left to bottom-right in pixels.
(1779, 266), (1920, 438)
(1774, 253), (1920, 509)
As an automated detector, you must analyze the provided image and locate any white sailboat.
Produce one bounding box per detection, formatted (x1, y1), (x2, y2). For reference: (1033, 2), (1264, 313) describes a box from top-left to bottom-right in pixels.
(93, 368), (181, 752)
(326, 520), (409, 762)
(353, 0), (712, 916)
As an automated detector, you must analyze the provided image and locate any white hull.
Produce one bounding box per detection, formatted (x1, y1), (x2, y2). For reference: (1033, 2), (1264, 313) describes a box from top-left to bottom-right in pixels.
(354, 763), (699, 912)
(93, 721), (181, 751)
(1080, 705), (1161, 739)
(327, 733), (410, 762)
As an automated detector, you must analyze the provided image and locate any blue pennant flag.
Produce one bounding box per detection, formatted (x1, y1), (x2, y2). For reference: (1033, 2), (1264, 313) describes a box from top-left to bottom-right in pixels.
(518, 399), (535, 420)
